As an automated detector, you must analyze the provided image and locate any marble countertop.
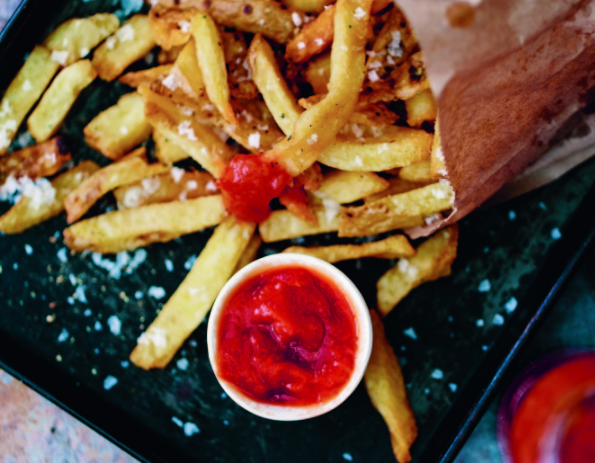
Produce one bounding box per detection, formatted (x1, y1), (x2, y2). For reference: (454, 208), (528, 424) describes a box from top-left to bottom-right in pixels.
(1, 1), (594, 462)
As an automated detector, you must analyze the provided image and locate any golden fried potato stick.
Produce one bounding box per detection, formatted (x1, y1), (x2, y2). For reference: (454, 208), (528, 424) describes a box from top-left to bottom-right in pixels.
(259, 206), (341, 242)
(190, 13), (237, 125)
(286, 5), (335, 63)
(149, 5), (194, 50)
(92, 15), (156, 81)
(364, 177), (428, 203)
(377, 225), (458, 316)
(130, 216), (255, 369)
(405, 89), (437, 128)
(152, 128), (189, 164)
(84, 92), (153, 160)
(150, 0), (295, 43)
(0, 46), (59, 155)
(139, 85), (234, 177)
(339, 181), (454, 237)
(267, 0), (374, 177)
(43, 13), (120, 66)
(284, 234), (415, 263)
(283, 0), (334, 13)
(429, 116), (446, 178)
(64, 147), (170, 223)
(313, 170), (389, 204)
(171, 38), (205, 98)
(233, 233), (262, 273)
(318, 126), (432, 172)
(63, 195), (226, 254)
(113, 170), (217, 209)
(28, 60), (97, 142)
(399, 161), (436, 183)
(304, 52), (331, 94)
(365, 309), (417, 463)
(0, 137), (71, 185)
(0, 161), (100, 234)
(248, 34), (303, 136)
(119, 64), (173, 88)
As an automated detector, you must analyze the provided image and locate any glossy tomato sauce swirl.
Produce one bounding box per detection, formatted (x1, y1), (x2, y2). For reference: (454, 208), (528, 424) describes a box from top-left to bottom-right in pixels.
(216, 265), (358, 406)
(217, 154), (292, 223)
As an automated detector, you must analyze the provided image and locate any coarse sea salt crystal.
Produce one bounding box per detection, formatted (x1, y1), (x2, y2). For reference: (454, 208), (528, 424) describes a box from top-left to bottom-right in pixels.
(248, 132), (260, 149)
(368, 70), (380, 82)
(51, 50), (69, 65)
(165, 259), (174, 272)
(177, 358), (189, 370)
(103, 375), (118, 390)
(178, 20), (191, 33)
(24, 244), (33, 255)
(297, 42), (306, 50)
(148, 286), (166, 300)
(551, 228), (562, 240)
(403, 327), (417, 340)
(162, 73), (179, 91)
(387, 30), (403, 58)
(476, 319), (484, 327)
(493, 314), (505, 326)
(74, 285), (87, 303)
(478, 279), (491, 293)
(172, 417), (184, 427)
(431, 368), (444, 380)
(184, 255), (197, 270)
(138, 328), (168, 348)
(94, 321), (103, 331)
(171, 167), (185, 183)
(398, 258), (419, 279)
(116, 24), (135, 42)
(178, 120), (197, 141)
(321, 198), (341, 224)
(307, 133), (318, 145)
(57, 328), (69, 343)
(315, 38), (324, 46)
(183, 422), (200, 437)
(505, 297), (518, 313)
(354, 7), (366, 19)
(449, 383), (458, 393)
(291, 12), (302, 26)
(343, 454), (353, 462)
(186, 180), (198, 190)
(22, 79), (32, 91)
(107, 315), (122, 335)
(105, 36), (117, 50)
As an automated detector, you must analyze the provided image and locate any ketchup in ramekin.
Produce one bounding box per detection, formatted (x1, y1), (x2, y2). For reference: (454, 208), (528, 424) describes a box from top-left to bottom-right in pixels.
(207, 254), (372, 421)
(497, 350), (595, 463)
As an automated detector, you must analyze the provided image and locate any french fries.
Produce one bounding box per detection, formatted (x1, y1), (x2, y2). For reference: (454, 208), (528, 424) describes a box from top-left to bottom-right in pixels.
(148, 5), (194, 50)
(153, 128), (190, 164)
(283, 234), (415, 263)
(130, 216), (255, 369)
(0, 137), (71, 185)
(0, 161), (99, 234)
(286, 5), (335, 63)
(63, 195), (226, 254)
(43, 13), (120, 66)
(118, 64), (173, 88)
(191, 14), (236, 125)
(140, 85), (234, 177)
(171, 38), (205, 98)
(248, 34), (302, 136)
(318, 126), (433, 172)
(92, 15), (156, 81)
(399, 160), (435, 183)
(233, 233), (262, 273)
(259, 207), (341, 242)
(0, 46), (60, 155)
(405, 89), (438, 128)
(64, 147), (170, 223)
(377, 225), (458, 316)
(365, 310), (417, 463)
(27, 60), (97, 142)
(365, 176), (428, 203)
(113, 170), (217, 209)
(314, 170), (390, 204)
(84, 92), (152, 160)
(339, 181), (454, 237)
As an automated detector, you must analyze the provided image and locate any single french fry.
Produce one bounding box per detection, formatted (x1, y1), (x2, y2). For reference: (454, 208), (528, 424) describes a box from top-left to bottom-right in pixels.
(27, 60), (97, 142)
(399, 160), (436, 183)
(283, 0), (333, 13)
(0, 137), (71, 185)
(376, 225), (458, 316)
(0, 46), (60, 155)
(314, 170), (389, 204)
(140, 85), (234, 177)
(43, 13), (120, 66)
(152, 0), (295, 43)
(64, 147), (170, 223)
(130, 216), (255, 369)
(405, 89), (437, 128)
(284, 235), (415, 263)
(318, 127), (433, 172)
(172, 39), (205, 98)
(92, 15), (156, 81)
(233, 233), (262, 273)
(365, 310), (417, 463)
(114, 169), (218, 209)
(248, 34), (302, 136)
(84, 92), (152, 160)
(118, 64), (173, 88)
(259, 206), (341, 242)
(286, 5), (335, 63)
(63, 194), (226, 253)
(268, 0), (374, 177)
(339, 181), (454, 237)
(304, 52), (331, 94)
(191, 14), (236, 124)
(148, 5), (194, 50)
(365, 177), (428, 203)
(430, 117), (446, 177)
(153, 128), (189, 164)
(0, 161), (99, 234)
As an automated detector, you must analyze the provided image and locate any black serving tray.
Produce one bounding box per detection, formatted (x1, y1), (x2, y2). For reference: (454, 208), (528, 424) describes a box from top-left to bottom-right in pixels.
(2, 1), (595, 462)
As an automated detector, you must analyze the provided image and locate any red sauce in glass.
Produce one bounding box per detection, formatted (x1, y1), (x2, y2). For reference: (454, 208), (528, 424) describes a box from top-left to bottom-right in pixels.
(217, 154), (292, 223)
(559, 396), (595, 463)
(216, 265), (358, 406)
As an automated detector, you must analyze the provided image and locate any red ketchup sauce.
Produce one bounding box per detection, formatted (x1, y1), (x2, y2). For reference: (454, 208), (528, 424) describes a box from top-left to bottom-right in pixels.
(217, 154), (292, 223)
(216, 265), (358, 406)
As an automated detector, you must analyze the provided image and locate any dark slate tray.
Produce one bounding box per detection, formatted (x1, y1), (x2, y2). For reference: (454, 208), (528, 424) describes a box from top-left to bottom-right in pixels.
(2, 1), (595, 462)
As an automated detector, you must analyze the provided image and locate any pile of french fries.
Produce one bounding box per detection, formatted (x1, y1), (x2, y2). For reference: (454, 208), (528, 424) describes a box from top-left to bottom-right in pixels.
(0, 1), (461, 461)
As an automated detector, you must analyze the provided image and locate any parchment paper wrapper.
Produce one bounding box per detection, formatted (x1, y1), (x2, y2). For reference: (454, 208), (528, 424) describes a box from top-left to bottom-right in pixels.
(397, 0), (595, 238)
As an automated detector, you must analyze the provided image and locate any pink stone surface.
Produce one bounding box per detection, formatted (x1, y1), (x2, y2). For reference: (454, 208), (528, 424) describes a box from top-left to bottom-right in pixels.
(0, 369), (138, 463)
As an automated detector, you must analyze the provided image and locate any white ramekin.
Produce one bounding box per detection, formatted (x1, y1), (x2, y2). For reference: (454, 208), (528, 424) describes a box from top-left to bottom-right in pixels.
(207, 253), (372, 421)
